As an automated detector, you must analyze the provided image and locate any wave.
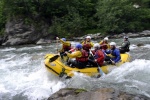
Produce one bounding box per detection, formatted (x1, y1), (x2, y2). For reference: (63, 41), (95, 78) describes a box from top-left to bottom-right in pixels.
(65, 59), (150, 98)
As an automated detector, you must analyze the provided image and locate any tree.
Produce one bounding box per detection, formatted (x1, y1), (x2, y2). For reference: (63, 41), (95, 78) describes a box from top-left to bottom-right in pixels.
(0, 0), (6, 35)
(95, 0), (150, 33)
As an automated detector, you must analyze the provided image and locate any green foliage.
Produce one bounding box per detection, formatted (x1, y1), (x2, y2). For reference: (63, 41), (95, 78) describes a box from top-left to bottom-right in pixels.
(95, 0), (150, 33)
(48, 17), (64, 37)
(48, 0), (98, 37)
(0, 0), (150, 37)
(0, 0), (6, 35)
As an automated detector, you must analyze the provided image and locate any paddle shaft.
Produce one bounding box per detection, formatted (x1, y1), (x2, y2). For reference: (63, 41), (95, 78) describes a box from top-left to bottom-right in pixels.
(56, 38), (58, 53)
(104, 51), (115, 65)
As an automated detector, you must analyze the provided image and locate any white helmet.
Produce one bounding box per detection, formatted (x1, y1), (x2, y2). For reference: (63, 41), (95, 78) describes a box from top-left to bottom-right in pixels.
(104, 37), (108, 41)
(110, 42), (116, 46)
(124, 36), (128, 39)
(94, 43), (100, 48)
(86, 36), (91, 39)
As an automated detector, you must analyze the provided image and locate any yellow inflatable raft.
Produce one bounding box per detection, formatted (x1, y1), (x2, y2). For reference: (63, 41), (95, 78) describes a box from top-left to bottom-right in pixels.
(44, 53), (130, 78)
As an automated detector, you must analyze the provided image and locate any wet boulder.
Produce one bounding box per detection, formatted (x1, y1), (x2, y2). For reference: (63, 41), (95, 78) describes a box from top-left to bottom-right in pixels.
(48, 88), (149, 100)
(137, 43), (144, 47)
(2, 18), (49, 46)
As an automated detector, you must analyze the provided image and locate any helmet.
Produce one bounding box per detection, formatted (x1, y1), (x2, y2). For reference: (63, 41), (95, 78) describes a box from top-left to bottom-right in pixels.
(61, 38), (66, 41)
(124, 36), (128, 39)
(94, 43), (100, 48)
(104, 37), (108, 41)
(110, 42), (116, 46)
(75, 43), (82, 49)
(86, 36), (91, 39)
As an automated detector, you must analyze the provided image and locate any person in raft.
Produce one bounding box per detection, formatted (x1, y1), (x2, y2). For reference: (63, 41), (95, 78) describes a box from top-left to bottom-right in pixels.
(56, 37), (71, 58)
(88, 43), (105, 67)
(119, 36), (130, 53)
(106, 42), (121, 65)
(65, 43), (88, 69)
(99, 37), (110, 50)
(82, 36), (94, 53)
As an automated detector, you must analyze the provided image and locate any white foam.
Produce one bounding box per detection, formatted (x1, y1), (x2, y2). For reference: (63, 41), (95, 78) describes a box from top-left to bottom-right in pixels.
(142, 44), (150, 49)
(20, 67), (66, 100)
(130, 44), (138, 50)
(98, 59), (150, 97)
(0, 47), (16, 51)
(0, 55), (31, 70)
(106, 59), (150, 78)
(0, 84), (9, 93)
(17, 45), (43, 51)
(1, 38), (150, 99)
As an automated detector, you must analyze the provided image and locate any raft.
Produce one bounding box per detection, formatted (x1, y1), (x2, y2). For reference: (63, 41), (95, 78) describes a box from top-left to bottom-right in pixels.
(44, 53), (130, 78)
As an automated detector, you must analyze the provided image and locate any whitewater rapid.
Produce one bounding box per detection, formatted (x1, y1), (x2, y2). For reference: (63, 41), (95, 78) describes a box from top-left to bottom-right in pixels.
(0, 37), (150, 100)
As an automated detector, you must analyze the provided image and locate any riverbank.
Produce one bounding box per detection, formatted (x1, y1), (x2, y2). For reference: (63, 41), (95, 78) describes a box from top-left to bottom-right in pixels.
(0, 22), (150, 46)
(72, 30), (150, 41)
(0, 17), (149, 46)
(36, 30), (150, 44)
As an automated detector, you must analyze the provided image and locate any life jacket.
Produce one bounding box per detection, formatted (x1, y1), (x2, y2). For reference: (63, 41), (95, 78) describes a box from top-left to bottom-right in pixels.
(120, 40), (130, 52)
(63, 44), (71, 51)
(102, 44), (108, 50)
(100, 41), (108, 50)
(94, 50), (105, 66)
(94, 50), (104, 58)
(82, 41), (92, 50)
(76, 50), (88, 62)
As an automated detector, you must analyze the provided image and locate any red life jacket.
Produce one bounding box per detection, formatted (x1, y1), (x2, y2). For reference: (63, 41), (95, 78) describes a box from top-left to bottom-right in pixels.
(76, 50), (88, 62)
(100, 41), (108, 50)
(95, 50), (105, 66)
(63, 44), (71, 51)
(83, 41), (92, 50)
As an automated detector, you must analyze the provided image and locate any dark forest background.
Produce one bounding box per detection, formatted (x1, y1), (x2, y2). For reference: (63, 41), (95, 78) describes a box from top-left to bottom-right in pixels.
(0, 0), (150, 37)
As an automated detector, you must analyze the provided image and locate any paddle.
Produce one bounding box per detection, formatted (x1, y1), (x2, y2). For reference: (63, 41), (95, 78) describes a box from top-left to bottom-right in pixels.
(49, 55), (60, 62)
(103, 52), (115, 65)
(56, 37), (59, 53)
(89, 50), (105, 76)
(49, 53), (69, 63)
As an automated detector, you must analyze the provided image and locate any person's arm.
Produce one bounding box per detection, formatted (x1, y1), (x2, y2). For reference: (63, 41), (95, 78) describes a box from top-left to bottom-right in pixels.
(107, 43), (110, 49)
(114, 50), (121, 63)
(58, 47), (63, 52)
(91, 50), (95, 55)
(59, 39), (70, 46)
(105, 49), (111, 54)
(90, 42), (94, 47)
(56, 37), (63, 52)
(66, 51), (81, 58)
(81, 41), (85, 45)
(128, 41), (130, 45)
(99, 40), (103, 45)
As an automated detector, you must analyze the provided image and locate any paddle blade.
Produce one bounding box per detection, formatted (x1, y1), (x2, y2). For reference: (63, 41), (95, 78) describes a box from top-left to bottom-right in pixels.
(98, 66), (105, 76)
(49, 55), (59, 62)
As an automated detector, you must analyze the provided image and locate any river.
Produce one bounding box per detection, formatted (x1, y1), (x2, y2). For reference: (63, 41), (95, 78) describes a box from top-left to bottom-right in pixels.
(0, 37), (150, 100)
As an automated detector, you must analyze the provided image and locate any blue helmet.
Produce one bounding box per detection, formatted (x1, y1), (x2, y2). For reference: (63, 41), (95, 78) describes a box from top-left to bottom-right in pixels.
(61, 38), (66, 41)
(75, 43), (82, 49)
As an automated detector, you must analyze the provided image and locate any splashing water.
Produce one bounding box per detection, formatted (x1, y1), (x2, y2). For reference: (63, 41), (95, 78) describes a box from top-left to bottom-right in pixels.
(0, 37), (150, 99)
